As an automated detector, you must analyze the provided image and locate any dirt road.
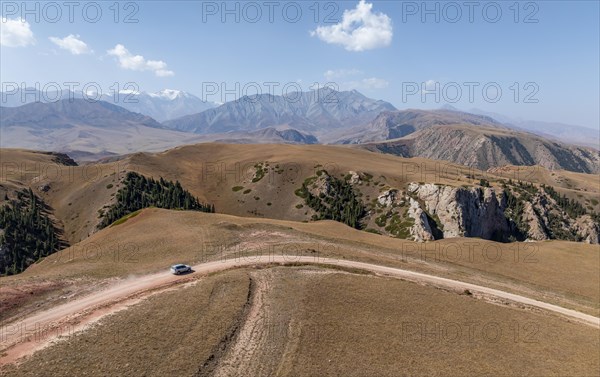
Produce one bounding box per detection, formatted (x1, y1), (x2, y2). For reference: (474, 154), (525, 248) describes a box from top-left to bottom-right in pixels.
(2, 255), (599, 366)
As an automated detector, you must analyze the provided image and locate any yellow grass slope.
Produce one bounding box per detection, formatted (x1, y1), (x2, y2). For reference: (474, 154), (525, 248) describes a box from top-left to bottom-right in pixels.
(3, 265), (599, 377)
(10, 208), (599, 315)
(2, 144), (598, 246)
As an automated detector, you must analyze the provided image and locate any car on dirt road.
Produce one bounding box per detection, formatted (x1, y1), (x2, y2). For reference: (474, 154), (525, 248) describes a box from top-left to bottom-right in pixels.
(170, 264), (192, 275)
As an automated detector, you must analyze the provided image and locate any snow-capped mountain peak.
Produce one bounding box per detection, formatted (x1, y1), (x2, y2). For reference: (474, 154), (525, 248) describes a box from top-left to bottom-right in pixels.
(149, 89), (184, 100)
(118, 89), (217, 121)
(119, 89), (141, 95)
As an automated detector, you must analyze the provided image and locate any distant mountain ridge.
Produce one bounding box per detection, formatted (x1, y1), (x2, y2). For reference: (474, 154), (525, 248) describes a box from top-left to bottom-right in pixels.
(327, 109), (506, 144)
(106, 89), (218, 122)
(1, 90), (598, 173)
(0, 99), (207, 160)
(0, 99), (164, 129)
(463, 107), (599, 149)
(163, 88), (397, 134)
(0, 100), (320, 158)
(361, 125), (600, 173)
(0, 88), (218, 122)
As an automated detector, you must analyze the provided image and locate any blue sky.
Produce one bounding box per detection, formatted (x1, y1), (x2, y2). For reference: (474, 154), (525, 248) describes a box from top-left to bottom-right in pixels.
(1, 1), (599, 129)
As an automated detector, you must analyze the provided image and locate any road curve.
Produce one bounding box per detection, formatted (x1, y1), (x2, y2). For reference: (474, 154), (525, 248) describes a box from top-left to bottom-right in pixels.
(1, 255), (599, 366)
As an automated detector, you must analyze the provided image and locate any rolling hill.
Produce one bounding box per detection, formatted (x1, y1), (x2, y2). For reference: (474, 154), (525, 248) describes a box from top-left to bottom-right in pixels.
(1, 207), (599, 375)
(1, 145), (599, 375)
(2, 144), (598, 251)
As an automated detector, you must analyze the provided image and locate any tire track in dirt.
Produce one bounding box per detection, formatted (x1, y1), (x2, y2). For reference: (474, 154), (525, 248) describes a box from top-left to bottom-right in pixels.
(210, 270), (275, 377)
(194, 276), (255, 377)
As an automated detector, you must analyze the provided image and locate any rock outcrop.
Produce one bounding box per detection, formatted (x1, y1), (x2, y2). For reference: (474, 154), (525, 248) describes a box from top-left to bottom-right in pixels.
(406, 198), (434, 242)
(377, 189), (398, 207)
(408, 183), (508, 239)
(575, 216), (600, 244)
(405, 182), (599, 244)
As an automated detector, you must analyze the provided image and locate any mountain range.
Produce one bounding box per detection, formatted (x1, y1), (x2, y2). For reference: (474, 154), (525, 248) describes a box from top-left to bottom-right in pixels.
(0, 99), (204, 160)
(0, 99), (318, 160)
(162, 87), (396, 135)
(1, 88), (598, 172)
(0, 88), (218, 122)
(105, 89), (218, 122)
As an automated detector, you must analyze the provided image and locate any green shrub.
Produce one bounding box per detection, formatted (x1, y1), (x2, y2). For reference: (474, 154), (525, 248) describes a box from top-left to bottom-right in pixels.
(375, 214), (388, 227)
(252, 164), (266, 182)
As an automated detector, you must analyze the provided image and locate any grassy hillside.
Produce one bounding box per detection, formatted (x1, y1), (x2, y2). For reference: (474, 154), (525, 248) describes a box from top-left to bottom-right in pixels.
(1, 269), (251, 377)
(3, 265), (598, 376)
(2, 144), (598, 247)
(3, 209), (598, 317)
(1, 204), (598, 374)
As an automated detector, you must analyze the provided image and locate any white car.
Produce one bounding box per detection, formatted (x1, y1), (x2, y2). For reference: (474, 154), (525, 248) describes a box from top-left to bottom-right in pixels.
(170, 264), (192, 275)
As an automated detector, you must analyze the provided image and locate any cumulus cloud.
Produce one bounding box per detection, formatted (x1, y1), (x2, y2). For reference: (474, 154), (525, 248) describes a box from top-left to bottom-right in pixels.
(311, 0), (392, 52)
(1, 17), (35, 47)
(107, 44), (174, 77)
(49, 34), (91, 55)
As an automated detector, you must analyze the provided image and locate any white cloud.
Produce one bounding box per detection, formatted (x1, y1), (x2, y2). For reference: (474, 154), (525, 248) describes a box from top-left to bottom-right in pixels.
(0, 17), (35, 47)
(49, 34), (91, 55)
(361, 77), (389, 89)
(422, 79), (438, 93)
(324, 68), (363, 81)
(107, 44), (174, 77)
(323, 69), (388, 90)
(311, 0), (392, 52)
(346, 77), (389, 90)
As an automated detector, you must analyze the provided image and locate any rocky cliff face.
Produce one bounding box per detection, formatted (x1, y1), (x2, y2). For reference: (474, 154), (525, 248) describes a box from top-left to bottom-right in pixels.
(403, 182), (599, 244)
(574, 216), (600, 244)
(516, 190), (600, 244)
(406, 183), (509, 240)
(295, 170), (599, 244)
(406, 197), (434, 242)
